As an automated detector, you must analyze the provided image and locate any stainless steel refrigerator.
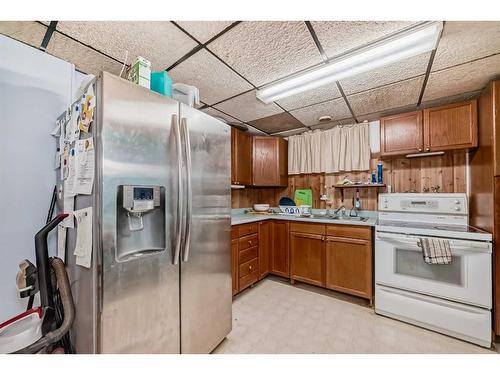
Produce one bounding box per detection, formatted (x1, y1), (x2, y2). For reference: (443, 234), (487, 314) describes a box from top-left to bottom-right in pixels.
(63, 72), (232, 353)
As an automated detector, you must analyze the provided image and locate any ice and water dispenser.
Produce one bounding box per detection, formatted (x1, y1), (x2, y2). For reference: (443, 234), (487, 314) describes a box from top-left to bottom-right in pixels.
(116, 185), (166, 262)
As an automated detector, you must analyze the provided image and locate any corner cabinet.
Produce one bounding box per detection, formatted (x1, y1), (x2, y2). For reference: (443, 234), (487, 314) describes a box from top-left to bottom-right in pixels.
(253, 136), (288, 187)
(380, 99), (478, 157)
(231, 128), (253, 186)
(271, 221), (290, 277)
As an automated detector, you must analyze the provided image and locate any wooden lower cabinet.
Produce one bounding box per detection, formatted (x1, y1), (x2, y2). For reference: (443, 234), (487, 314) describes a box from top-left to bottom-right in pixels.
(325, 236), (373, 302)
(290, 232), (325, 287)
(271, 221), (290, 277)
(259, 221), (272, 279)
(231, 239), (238, 296)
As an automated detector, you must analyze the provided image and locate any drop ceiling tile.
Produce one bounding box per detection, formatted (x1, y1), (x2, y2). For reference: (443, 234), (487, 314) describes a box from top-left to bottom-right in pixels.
(276, 84), (341, 111)
(248, 112), (305, 133)
(423, 53), (500, 102)
(169, 49), (253, 105)
(340, 52), (431, 95)
(201, 106), (242, 124)
(289, 97), (352, 126)
(175, 21), (234, 43)
(311, 21), (416, 59)
(208, 21), (322, 86)
(0, 21), (46, 48)
(348, 76), (424, 116)
(56, 21), (197, 70)
(214, 90), (283, 122)
(432, 21), (500, 71)
(46, 31), (122, 75)
(309, 117), (356, 130)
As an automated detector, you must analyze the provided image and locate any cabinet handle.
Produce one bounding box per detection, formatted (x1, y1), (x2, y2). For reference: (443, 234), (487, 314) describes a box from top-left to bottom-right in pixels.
(426, 147), (430, 151)
(249, 266), (253, 270)
(418, 148), (422, 152)
(248, 241), (252, 246)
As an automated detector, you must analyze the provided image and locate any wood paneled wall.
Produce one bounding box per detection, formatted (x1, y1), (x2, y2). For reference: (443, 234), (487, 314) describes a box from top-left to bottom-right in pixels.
(231, 152), (468, 210)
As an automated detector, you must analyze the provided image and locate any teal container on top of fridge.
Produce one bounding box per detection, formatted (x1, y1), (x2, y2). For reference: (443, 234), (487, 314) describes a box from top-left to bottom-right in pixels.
(150, 71), (173, 97)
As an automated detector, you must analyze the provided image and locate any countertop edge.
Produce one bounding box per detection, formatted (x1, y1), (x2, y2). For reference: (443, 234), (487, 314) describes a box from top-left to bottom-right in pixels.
(231, 214), (377, 227)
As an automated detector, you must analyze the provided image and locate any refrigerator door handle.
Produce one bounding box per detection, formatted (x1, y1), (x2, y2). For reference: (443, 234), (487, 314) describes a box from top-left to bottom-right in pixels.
(181, 117), (192, 263)
(172, 114), (183, 265)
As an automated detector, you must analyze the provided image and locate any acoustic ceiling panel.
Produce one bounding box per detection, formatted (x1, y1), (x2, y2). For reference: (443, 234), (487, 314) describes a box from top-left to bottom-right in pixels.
(0, 21), (47, 48)
(248, 112), (305, 133)
(432, 21), (500, 71)
(424, 53), (500, 102)
(311, 21), (416, 59)
(169, 49), (253, 105)
(46, 31), (122, 75)
(208, 21), (322, 86)
(175, 21), (234, 43)
(290, 97), (352, 126)
(214, 90), (283, 122)
(275, 84), (342, 111)
(201, 106), (243, 124)
(56, 21), (197, 70)
(348, 76), (424, 116)
(340, 52), (431, 95)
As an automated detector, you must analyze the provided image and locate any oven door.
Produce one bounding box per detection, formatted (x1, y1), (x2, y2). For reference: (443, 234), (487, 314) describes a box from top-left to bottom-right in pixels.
(375, 231), (492, 308)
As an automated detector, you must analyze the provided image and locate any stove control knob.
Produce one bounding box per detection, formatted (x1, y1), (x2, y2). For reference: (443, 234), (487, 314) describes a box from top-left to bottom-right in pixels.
(454, 200), (460, 204)
(454, 206), (461, 211)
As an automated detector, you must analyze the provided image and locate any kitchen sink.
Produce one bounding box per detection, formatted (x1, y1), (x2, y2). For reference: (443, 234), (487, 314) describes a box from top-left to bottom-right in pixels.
(306, 214), (369, 222)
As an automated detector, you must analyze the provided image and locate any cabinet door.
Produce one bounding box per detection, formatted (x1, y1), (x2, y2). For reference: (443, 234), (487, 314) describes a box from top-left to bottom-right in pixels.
(325, 237), (372, 300)
(290, 232), (325, 287)
(423, 100), (478, 151)
(231, 128), (253, 185)
(231, 239), (238, 296)
(380, 110), (423, 156)
(271, 221), (289, 277)
(259, 221), (272, 279)
(253, 137), (279, 186)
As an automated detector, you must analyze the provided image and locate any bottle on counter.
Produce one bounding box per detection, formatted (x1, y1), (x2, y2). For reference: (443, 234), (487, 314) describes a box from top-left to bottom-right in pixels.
(377, 162), (383, 184)
(371, 170), (377, 184)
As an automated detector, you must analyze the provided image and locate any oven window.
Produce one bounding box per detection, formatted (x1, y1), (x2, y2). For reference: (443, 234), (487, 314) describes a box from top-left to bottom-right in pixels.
(394, 248), (463, 286)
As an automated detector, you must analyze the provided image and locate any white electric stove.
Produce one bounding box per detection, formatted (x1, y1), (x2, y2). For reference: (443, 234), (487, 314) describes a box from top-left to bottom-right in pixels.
(375, 193), (493, 348)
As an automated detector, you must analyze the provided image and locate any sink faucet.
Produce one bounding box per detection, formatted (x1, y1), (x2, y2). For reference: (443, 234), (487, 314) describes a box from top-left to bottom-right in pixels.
(333, 205), (346, 216)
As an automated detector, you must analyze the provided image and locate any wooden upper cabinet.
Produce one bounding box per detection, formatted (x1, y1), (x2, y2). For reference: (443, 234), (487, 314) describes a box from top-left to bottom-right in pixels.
(253, 136), (288, 187)
(423, 100), (478, 152)
(231, 128), (253, 186)
(380, 110), (423, 156)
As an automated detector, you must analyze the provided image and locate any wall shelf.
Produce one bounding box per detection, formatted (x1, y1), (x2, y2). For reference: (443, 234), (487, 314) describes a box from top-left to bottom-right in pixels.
(333, 184), (386, 202)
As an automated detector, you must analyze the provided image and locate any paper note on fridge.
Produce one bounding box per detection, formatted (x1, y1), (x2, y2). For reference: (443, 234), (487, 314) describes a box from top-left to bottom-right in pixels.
(66, 138), (95, 195)
(74, 207), (92, 268)
(62, 193), (74, 228)
(57, 224), (67, 262)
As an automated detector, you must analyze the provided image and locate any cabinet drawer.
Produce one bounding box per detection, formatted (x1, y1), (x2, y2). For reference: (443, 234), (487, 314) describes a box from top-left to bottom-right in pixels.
(231, 226), (239, 240)
(327, 224), (372, 240)
(239, 268), (259, 291)
(238, 222), (259, 237)
(239, 233), (259, 250)
(239, 245), (258, 264)
(239, 257), (259, 278)
(289, 222), (325, 235)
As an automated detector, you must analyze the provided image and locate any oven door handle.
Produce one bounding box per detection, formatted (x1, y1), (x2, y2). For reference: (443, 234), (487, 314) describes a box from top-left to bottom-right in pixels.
(377, 233), (492, 253)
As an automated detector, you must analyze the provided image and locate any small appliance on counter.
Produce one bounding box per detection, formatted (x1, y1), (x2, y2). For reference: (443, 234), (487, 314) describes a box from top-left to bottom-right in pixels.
(375, 193), (493, 347)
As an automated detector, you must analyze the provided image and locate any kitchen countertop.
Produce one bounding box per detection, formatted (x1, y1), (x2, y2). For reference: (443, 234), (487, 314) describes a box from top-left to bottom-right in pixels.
(231, 208), (378, 227)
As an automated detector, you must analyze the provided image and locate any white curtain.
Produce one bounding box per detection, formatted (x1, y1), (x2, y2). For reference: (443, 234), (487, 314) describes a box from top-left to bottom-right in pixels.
(288, 122), (370, 174)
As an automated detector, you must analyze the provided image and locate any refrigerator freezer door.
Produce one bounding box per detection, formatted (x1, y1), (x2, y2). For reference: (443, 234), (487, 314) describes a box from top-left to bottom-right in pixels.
(98, 72), (181, 353)
(179, 104), (232, 353)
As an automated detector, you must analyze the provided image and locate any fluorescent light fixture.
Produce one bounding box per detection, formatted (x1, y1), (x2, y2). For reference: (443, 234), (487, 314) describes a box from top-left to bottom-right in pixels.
(256, 22), (443, 104)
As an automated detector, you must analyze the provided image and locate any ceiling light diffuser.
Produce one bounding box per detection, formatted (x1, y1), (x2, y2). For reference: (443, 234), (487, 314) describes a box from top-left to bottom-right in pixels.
(256, 22), (443, 104)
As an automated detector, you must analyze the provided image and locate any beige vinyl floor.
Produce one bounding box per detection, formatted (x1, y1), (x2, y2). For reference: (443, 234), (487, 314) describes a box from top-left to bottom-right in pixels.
(214, 277), (499, 354)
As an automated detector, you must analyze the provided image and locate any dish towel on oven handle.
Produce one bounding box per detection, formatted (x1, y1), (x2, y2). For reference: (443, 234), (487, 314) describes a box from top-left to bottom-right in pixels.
(418, 237), (452, 265)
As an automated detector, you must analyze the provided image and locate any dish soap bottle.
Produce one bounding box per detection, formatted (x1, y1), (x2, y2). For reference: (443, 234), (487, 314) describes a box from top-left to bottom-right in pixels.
(377, 162), (383, 184)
